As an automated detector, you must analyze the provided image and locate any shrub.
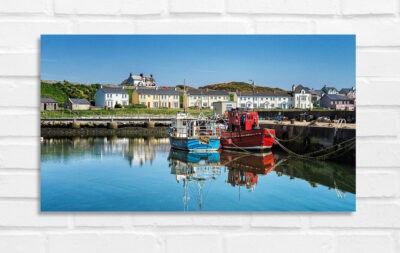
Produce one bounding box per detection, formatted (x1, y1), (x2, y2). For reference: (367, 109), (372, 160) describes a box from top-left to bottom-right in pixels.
(127, 104), (147, 109)
(114, 103), (123, 108)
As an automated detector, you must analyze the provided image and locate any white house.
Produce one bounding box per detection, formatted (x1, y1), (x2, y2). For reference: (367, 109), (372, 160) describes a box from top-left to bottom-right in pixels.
(95, 86), (129, 108)
(121, 72), (156, 87)
(291, 85), (313, 109)
(339, 87), (356, 99)
(321, 84), (339, 95)
(184, 89), (229, 109)
(236, 91), (292, 109)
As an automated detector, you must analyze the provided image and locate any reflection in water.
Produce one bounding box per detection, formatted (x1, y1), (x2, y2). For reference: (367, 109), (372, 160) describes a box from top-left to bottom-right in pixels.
(41, 137), (355, 211)
(168, 150), (221, 211)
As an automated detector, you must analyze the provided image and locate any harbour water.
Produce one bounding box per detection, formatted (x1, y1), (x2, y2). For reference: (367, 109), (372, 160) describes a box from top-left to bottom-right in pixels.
(41, 137), (355, 212)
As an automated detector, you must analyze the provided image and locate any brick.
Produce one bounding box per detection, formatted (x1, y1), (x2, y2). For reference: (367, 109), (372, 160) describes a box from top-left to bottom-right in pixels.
(336, 234), (396, 253)
(357, 171), (399, 198)
(0, 201), (68, 227)
(0, 145), (39, 169)
(0, 234), (46, 253)
(358, 50), (400, 78)
(250, 213), (303, 227)
(54, 0), (121, 15)
(255, 20), (313, 34)
(357, 109), (398, 136)
(342, 0), (396, 15)
(0, 113), (39, 137)
(169, 0), (224, 13)
(135, 20), (252, 33)
(166, 234), (222, 253)
(0, 0), (47, 14)
(0, 78), (39, 107)
(121, 0), (165, 15)
(131, 214), (249, 227)
(357, 142), (400, 167)
(0, 21), (72, 50)
(225, 234), (334, 253)
(77, 20), (134, 33)
(310, 203), (400, 228)
(48, 233), (160, 253)
(73, 214), (131, 227)
(0, 53), (38, 76)
(357, 80), (400, 105)
(227, 0), (340, 15)
(315, 18), (400, 46)
(0, 173), (39, 198)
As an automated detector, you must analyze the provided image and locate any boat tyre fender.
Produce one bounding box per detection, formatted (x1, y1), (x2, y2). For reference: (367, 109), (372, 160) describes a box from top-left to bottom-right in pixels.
(282, 131), (288, 141)
(303, 136), (311, 148)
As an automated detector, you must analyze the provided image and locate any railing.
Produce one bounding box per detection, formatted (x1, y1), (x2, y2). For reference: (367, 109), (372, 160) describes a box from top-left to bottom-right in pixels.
(170, 125), (221, 138)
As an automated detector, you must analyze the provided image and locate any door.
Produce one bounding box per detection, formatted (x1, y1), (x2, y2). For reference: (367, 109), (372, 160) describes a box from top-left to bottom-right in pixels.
(148, 102), (150, 108)
(168, 102), (171, 108)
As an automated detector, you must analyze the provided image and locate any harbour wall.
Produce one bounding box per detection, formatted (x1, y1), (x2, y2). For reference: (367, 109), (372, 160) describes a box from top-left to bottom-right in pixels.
(257, 110), (356, 122)
(261, 123), (355, 164)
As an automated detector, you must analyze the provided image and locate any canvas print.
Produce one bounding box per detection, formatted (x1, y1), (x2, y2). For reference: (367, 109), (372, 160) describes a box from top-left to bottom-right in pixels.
(40, 35), (356, 212)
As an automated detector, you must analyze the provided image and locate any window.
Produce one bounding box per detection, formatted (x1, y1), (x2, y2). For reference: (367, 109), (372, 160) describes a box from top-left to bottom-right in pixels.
(153, 102), (158, 108)
(174, 102), (179, 108)
(203, 102), (208, 107)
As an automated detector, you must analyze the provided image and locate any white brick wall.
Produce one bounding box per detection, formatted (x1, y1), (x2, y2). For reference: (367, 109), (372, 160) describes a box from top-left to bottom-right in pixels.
(1, 1), (399, 252)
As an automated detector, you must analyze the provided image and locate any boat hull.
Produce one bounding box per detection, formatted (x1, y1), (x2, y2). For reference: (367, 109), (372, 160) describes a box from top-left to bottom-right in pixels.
(169, 136), (220, 152)
(220, 128), (275, 151)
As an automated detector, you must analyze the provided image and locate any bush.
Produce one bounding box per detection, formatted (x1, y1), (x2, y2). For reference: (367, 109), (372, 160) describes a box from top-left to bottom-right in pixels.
(127, 104), (147, 109)
(114, 103), (123, 108)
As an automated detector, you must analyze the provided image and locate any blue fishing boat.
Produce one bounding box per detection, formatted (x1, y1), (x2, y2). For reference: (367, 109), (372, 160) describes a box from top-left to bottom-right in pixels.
(168, 113), (221, 152)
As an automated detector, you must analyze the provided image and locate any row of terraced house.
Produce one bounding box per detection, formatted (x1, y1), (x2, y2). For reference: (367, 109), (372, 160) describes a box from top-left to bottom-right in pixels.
(41, 84), (355, 111)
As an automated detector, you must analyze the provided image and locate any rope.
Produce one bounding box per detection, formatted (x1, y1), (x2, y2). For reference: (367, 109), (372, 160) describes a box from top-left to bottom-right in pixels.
(265, 128), (355, 161)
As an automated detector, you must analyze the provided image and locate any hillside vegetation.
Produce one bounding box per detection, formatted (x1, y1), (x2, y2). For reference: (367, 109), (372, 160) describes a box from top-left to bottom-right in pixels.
(199, 81), (286, 92)
(41, 81), (100, 104)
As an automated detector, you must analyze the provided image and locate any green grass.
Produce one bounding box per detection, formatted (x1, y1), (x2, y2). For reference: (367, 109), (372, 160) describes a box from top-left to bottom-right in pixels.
(41, 82), (68, 104)
(41, 81), (100, 104)
(41, 108), (213, 118)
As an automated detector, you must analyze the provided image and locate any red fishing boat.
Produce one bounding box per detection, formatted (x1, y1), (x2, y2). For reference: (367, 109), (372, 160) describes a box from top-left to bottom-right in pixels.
(220, 109), (276, 151)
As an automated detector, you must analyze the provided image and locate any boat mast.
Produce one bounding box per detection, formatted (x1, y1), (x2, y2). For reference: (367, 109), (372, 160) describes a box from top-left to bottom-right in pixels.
(250, 79), (255, 111)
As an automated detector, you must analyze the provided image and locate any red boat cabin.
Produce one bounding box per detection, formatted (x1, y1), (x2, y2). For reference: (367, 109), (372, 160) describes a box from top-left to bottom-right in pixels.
(228, 109), (260, 131)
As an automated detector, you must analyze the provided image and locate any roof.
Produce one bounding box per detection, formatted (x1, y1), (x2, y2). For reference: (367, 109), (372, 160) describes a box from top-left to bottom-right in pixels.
(323, 94), (353, 101)
(311, 90), (323, 96)
(136, 88), (179, 95)
(238, 92), (291, 97)
(69, 98), (90, 105)
(339, 88), (354, 94)
(187, 89), (229, 96)
(41, 98), (56, 103)
(98, 87), (128, 94)
(293, 85), (311, 93)
(322, 86), (338, 93)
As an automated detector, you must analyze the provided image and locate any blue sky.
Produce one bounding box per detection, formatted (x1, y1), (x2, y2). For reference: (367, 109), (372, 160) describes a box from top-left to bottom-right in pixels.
(41, 35), (355, 90)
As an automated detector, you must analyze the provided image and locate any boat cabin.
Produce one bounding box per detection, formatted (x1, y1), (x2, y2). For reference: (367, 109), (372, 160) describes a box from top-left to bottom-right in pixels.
(169, 113), (219, 138)
(227, 109), (260, 131)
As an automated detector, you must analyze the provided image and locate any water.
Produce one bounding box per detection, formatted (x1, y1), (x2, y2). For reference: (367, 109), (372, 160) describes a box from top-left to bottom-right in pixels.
(41, 137), (355, 212)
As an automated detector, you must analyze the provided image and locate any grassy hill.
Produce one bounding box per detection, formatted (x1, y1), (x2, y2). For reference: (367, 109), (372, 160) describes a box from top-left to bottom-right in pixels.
(199, 81), (286, 92)
(41, 81), (100, 104)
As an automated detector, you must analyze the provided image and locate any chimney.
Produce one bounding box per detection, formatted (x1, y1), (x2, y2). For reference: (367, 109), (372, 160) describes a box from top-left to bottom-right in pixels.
(129, 72), (133, 77)
(292, 84), (295, 91)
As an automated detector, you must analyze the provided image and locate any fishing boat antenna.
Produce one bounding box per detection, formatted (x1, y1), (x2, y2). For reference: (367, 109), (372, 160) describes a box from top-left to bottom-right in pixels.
(249, 79), (255, 112)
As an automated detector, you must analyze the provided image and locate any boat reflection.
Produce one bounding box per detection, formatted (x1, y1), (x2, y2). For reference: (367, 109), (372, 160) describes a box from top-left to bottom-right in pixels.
(168, 150), (221, 211)
(220, 151), (276, 192)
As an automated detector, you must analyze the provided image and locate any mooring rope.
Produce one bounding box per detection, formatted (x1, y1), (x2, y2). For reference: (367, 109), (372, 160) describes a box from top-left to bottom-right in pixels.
(264, 128), (355, 161)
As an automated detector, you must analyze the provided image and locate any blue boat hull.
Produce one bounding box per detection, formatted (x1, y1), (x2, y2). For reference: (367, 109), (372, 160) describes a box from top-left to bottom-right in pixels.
(169, 137), (220, 152)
